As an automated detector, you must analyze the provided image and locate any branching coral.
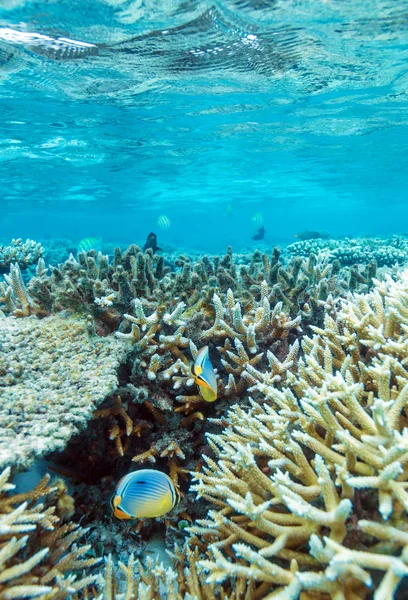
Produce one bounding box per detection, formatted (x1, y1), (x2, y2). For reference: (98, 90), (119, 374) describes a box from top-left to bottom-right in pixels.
(113, 280), (301, 418)
(0, 466), (100, 598)
(1, 241), (398, 597)
(98, 253), (375, 501)
(0, 238), (43, 274)
(25, 245), (204, 330)
(189, 269), (408, 599)
(93, 544), (251, 600)
(0, 312), (125, 470)
(287, 236), (408, 267)
(7, 243), (370, 332)
(92, 394), (191, 494)
(0, 263), (38, 317)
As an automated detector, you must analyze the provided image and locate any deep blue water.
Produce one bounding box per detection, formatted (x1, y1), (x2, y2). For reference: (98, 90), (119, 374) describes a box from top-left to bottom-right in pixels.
(0, 0), (407, 253)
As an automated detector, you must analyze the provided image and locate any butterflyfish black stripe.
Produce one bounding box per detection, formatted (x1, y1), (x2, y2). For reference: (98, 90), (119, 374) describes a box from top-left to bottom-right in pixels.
(120, 478), (133, 498)
(135, 477), (169, 487)
(125, 491), (169, 501)
(129, 479), (168, 489)
(121, 476), (167, 491)
(127, 482), (169, 495)
(167, 479), (175, 505)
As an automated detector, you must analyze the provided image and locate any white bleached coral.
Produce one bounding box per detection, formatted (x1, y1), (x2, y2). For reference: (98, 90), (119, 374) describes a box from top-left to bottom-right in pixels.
(0, 312), (125, 470)
(94, 544), (249, 600)
(189, 269), (408, 599)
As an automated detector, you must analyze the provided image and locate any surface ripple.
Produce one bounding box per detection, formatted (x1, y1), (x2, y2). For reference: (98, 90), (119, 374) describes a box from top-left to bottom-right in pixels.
(0, 0), (407, 247)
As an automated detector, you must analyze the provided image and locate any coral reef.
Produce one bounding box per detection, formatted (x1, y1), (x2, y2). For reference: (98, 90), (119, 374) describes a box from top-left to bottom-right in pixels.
(39, 238), (77, 267)
(94, 550), (201, 600)
(189, 269), (408, 598)
(0, 243), (374, 332)
(113, 248), (376, 419)
(0, 465), (100, 598)
(0, 312), (124, 470)
(287, 236), (408, 266)
(0, 238), (43, 274)
(2, 239), (406, 599)
(93, 544), (251, 600)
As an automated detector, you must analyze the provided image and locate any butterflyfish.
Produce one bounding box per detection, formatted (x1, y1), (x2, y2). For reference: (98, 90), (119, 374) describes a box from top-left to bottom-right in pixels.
(77, 237), (102, 254)
(157, 214), (171, 230)
(225, 203), (233, 217)
(193, 346), (217, 402)
(251, 211), (264, 227)
(111, 469), (180, 520)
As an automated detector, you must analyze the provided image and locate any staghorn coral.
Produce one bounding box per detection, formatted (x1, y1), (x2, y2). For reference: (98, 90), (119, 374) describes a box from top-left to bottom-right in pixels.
(0, 465), (100, 598)
(93, 396), (150, 458)
(189, 269), (408, 599)
(25, 245), (207, 329)
(114, 258), (361, 412)
(92, 395), (190, 491)
(93, 544), (251, 600)
(0, 263), (38, 317)
(287, 236), (408, 267)
(84, 251), (378, 511)
(9, 243), (369, 334)
(91, 392), (192, 495)
(0, 241), (396, 596)
(112, 280), (301, 439)
(0, 238), (43, 274)
(0, 312), (125, 470)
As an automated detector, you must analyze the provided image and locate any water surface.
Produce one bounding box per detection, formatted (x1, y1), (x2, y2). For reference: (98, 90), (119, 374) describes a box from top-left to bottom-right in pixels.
(0, 0), (407, 251)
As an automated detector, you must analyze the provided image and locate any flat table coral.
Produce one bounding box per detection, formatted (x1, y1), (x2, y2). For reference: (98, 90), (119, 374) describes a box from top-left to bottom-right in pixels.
(0, 312), (125, 471)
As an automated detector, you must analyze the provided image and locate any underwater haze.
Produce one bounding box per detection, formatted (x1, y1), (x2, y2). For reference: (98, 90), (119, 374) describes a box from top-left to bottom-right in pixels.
(0, 0), (407, 252)
(5, 3), (408, 597)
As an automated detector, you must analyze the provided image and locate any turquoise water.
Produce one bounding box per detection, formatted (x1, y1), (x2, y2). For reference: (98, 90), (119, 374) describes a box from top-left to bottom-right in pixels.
(0, 0), (407, 252)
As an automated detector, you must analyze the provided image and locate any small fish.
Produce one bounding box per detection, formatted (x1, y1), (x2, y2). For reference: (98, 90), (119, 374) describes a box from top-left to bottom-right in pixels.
(225, 203), (234, 217)
(294, 230), (329, 241)
(193, 346), (217, 402)
(111, 469), (180, 520)
(251, 212), (264, 227)
(77, 237), (102, 254)
(252, 226), (265, 241)
(157, 214), (171, 230)
(143, 232), (161, 253)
